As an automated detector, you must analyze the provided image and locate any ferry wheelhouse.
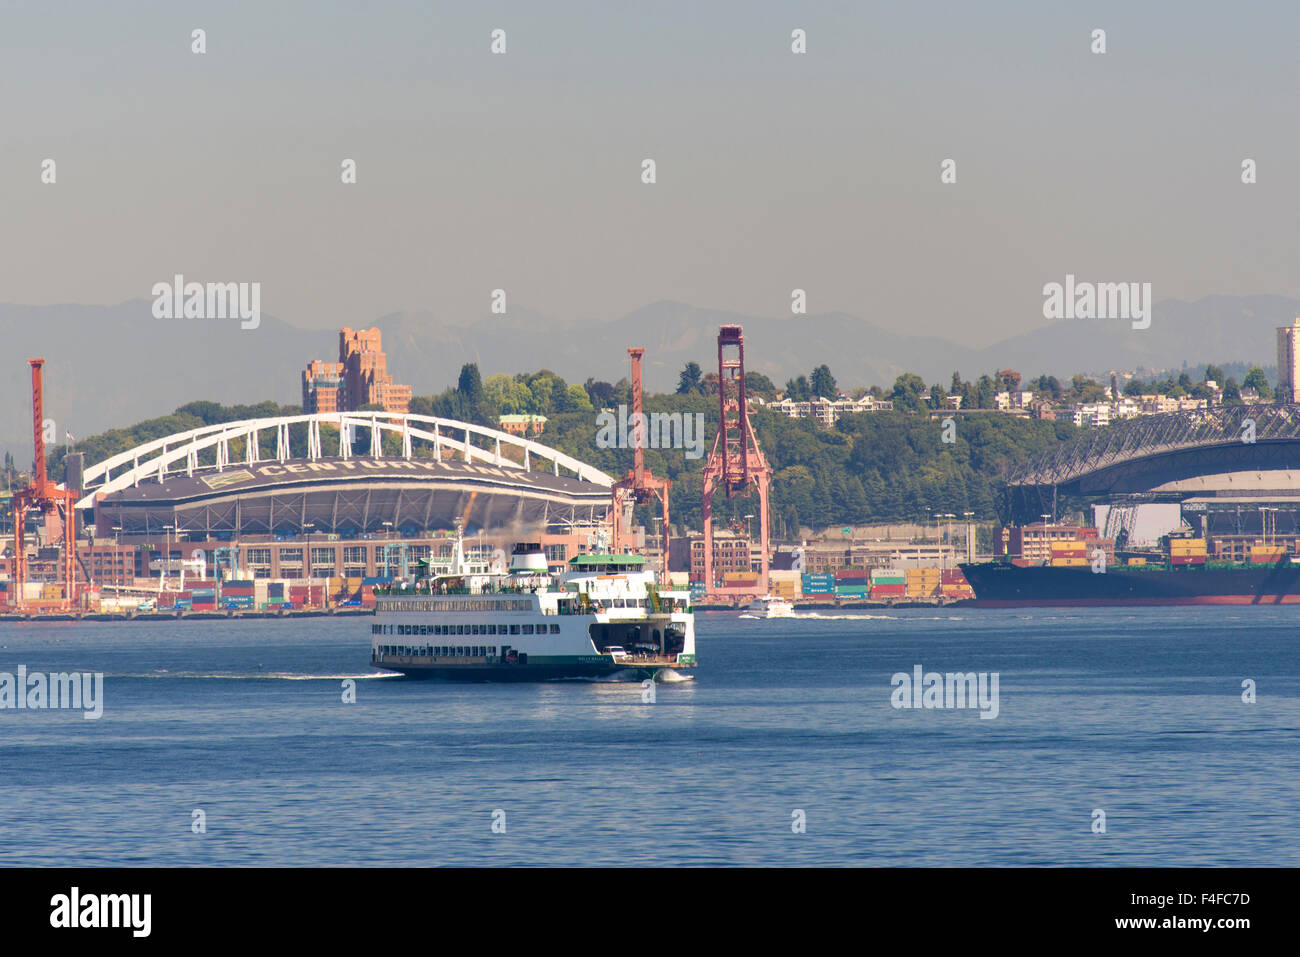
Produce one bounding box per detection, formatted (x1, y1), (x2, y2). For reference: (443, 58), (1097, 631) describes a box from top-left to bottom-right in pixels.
(370, 541), (696, 681)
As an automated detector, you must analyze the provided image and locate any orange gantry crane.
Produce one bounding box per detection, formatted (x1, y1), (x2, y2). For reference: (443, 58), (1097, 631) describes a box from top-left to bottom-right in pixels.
(702, 325), (772, 597)
(11, 358), (78, 611)
(610, 347), (671, 581)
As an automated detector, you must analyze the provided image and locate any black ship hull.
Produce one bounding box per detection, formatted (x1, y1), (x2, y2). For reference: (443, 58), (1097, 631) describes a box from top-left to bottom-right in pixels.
(960, 561), (1300, 607)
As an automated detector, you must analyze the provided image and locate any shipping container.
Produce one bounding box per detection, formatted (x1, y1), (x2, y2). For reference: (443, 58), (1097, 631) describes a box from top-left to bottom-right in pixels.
(1169, 555), (1206, 565)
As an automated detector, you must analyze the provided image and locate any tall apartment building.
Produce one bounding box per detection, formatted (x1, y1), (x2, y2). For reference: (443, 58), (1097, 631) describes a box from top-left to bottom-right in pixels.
(302, 327), (412, 414)
(1277, 318), (1300, 404)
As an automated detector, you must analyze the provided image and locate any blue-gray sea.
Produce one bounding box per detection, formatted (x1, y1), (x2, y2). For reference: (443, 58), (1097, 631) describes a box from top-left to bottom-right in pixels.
(1, 608), (1296, 866)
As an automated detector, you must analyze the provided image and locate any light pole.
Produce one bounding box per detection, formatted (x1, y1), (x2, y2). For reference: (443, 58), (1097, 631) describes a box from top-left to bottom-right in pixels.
(304, 522), (316, 581)
(163, 524), (174, 588)
(112, 526), (121, 590)
(963, 511), (974, 563)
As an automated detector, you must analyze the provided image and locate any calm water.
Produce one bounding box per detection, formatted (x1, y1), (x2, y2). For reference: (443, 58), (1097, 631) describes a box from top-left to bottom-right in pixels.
(0, 608), (1297, 866)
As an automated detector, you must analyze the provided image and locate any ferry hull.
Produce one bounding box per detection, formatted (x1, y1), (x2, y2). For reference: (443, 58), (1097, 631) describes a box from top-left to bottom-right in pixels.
(960, 561), (1300, 608)
(373, 655), (693, 682)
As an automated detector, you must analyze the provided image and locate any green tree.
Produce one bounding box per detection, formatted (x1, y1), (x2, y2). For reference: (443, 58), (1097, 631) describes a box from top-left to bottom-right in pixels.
(584, 378), (616, 408)
(891, 373), (927, 413)
(810, 364), (837, 398)
(483, 373), (532, 415)
(785, 375), (811, 401)
(456, 363), (484, 418)
(1243, 366), (1272, 399)
(677, 362), (703, 394)
(744, 372), (778, 398)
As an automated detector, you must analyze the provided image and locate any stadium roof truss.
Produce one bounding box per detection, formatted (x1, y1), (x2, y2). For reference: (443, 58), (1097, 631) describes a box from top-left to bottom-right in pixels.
(75, 411), (613, 510)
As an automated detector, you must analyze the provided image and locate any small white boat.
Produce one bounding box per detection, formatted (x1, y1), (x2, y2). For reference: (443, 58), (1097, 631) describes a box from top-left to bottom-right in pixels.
(745, 595), (795, 618)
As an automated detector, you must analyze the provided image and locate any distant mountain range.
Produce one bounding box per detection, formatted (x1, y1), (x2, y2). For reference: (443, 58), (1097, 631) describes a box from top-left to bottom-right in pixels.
(1, 294), (1296, 458)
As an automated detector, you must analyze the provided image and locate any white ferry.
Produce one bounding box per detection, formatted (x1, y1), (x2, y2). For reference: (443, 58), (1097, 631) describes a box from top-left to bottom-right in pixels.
(370, 538), (696, 681)
(745, 595), (795, 618)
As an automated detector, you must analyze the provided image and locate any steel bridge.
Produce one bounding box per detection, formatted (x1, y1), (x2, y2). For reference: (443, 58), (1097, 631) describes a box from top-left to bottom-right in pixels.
(1003, 404), (1300, 522)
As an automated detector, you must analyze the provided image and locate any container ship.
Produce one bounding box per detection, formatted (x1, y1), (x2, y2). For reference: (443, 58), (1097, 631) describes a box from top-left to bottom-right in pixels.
(961, 533), (1300, 606)
(369, 534), (695, 681)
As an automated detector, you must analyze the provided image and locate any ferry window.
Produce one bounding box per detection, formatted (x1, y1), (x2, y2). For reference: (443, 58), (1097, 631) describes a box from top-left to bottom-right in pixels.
(550, 624), (560, 634)
(487, 625), (496, 635)
(498, 622), (507, 633)
(472, 624), (481, 636)
(457, 625), (465, 635)
(510, 624), (520, 635)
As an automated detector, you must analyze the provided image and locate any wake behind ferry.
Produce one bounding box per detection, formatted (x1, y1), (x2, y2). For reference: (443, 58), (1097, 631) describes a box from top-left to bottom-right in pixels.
(370, 535), (695, 681)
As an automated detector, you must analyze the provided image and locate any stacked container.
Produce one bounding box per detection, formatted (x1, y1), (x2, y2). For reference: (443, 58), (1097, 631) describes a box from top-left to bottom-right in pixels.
(904, 567), (942, 598)
(801, 573), (834, 595)
(722, 571), (759, 590)
(289, 583), (324, 609)
(869, 568), (906, 600)
(1249, 545), (1288, 564)
(939, 568), (975, 600)
(1049, 540), (1089, 567)
(1169, 538), (1207, 566)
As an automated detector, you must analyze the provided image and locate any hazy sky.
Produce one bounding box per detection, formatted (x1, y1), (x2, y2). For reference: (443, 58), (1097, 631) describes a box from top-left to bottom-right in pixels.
(2, 0), (1299, 347)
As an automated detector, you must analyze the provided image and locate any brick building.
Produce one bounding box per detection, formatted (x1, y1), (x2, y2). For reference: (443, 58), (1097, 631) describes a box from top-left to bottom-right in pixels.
(302, 327), (411, 414)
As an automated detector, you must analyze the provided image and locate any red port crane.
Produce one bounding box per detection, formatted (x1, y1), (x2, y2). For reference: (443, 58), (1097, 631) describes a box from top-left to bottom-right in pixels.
(11, 359), (78, 611)
(610, 347), (671, 580)
(701, 326), (771, 597)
